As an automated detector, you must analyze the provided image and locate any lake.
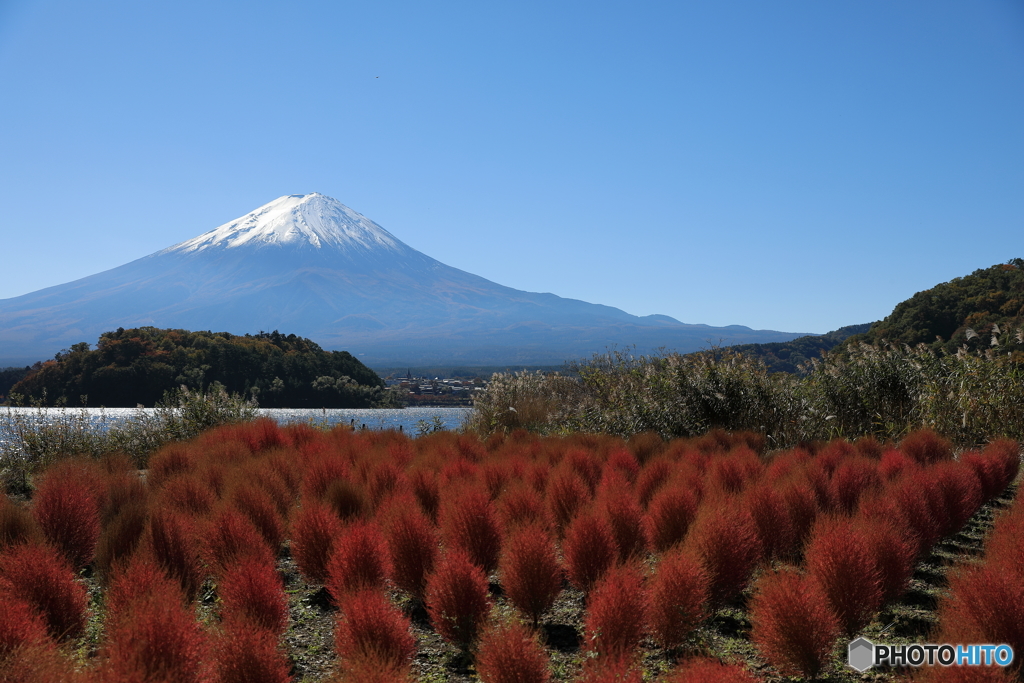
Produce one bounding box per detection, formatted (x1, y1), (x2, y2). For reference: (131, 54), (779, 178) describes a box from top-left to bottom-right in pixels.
(0, 405), (474, 442)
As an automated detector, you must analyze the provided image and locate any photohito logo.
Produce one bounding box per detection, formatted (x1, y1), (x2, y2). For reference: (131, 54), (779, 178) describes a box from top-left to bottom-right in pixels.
(848, 638), (1015, 672)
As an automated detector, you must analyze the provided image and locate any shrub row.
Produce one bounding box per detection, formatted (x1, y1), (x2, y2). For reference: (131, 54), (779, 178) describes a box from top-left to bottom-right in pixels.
(0, 421), (1018, 681)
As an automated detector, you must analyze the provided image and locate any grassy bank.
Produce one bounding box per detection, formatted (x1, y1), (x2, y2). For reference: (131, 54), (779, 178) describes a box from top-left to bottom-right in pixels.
(468, 343), (1024, 447)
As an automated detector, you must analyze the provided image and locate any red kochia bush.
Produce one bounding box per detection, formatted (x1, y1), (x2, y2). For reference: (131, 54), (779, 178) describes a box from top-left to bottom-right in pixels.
(682, 503), (762, 607)
(30, 461), (100, 569)
(101, 559), (209, 683)
(158, 474), (217, 517)
(425, 549), (492, 647)
(933, 461), (984, 536)
(749, 569), (839, 678)
(204, 505), (276, 579)
(576, 655), (643, 683)
(858, 516), (916, 605)
(645, 482), (699, 553)
(497, 484), (548, 533)
(662, 658), (757, 683)
(744, 483), (795, 561)
(439, 486), (502, 573)
(476, 620), (551, 683)
(409, 468), (441, 522)
(212, 623), (292, 683)
(499, 524), (562, 627)
(804, 516), (882, 636)
(828, 456), (881, 514)
(0, 541), (88, 641)
(563, 511), (618, 594)
(597, 472), (648, 562)
(326, 520), (390, 601)
(334, 589), (417, 676)
(0, 585), (49, 658)
(0, 494), (41, 549)
(646, 547), (708, 649)
(148, 507), (206, 601)
(231, 483), (285, 553)
(290, 501), (343, 584)
(899, 428), (952, 465)
(95, 499), (148, 582)
(935, 562), (1024, 665)
(545, 470), (589, 536)
(970, 439), (1022, 500)
(381, 496), (438, 600)
(635, 459), (673, 508)
(147, 442), (196, 488)
(219, 560), (289, 635)
(584, 564), (646, 659)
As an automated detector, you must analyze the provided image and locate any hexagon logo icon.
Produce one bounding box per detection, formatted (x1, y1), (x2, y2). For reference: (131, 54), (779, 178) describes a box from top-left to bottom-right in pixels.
(848, 637), (874, 672)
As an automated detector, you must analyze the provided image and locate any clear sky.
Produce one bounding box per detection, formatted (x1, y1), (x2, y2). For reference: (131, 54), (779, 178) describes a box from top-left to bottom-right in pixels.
(1, 0), (1021, 335)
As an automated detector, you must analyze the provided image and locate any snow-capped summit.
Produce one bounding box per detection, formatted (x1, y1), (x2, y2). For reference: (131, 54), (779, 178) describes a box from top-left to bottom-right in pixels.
(163, 193), (404, 254)
(0, 193), (808, 366)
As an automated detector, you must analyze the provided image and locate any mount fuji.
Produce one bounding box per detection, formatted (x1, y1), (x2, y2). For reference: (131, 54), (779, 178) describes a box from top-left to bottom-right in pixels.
(0, 193), (807, 366)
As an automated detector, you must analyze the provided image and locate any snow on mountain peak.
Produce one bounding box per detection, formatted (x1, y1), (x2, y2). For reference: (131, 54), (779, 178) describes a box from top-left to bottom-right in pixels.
(164, 193), (404, 254)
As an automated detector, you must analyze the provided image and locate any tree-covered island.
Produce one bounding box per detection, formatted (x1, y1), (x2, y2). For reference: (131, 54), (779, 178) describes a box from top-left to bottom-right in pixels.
(7, 327), (395, 408)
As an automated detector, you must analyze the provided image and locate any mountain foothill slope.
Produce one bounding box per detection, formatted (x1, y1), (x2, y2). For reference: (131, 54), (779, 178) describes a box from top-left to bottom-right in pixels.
(0, 193), (809, 366)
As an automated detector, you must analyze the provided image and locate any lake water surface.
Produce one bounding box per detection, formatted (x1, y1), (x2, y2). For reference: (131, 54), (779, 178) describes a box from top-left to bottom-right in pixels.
(1, 405), (473, 440)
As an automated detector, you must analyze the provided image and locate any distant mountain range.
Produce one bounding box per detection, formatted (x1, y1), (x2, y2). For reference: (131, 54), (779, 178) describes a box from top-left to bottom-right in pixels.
(0, 193), (810, 366)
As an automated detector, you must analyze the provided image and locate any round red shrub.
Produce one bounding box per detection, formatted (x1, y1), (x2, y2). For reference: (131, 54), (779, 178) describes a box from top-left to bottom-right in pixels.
(0, 541), (88, 641)
(148, 507), (206, 601)
(499, 523), (562, 627)
(584, 564), (646, 659)
(204, 505), (276, 579)
(563, 511), (618, 594)
(681, 503), (762, 607)
(290, 501), (343, 584)
(334, 589), (417, 675)
(662, 657), (757, 683)
(381, 496), (438, 600)
(0, 585), (49, 658)
(158, 474), (217, 517)
(0, 494), (41, 550)
(425, 550), (492, 647)
(148, 443), (197, 489)
(804, 516), (882, 636)
(439, 486), (502, 573)
(213, 623), (292, 683)
(219, 560), (289, 634)
(231, 483), (285, 553)
(95, 499), (148, 582)
(597, 474), (648, 562)
(744, 483), (795, 561)
(101, 560), (209, 683)
(899, 428), (953, 465)
(749, 568), (839, 677)
(545, 470), (589, 536)
(857, 516), (916, 605)
(30, 461), (101, 569)
(646, 547), (708, 649)
(325, 520), (390, 602)
(476, 620), (550, 683)
(497, 484), (548, 534)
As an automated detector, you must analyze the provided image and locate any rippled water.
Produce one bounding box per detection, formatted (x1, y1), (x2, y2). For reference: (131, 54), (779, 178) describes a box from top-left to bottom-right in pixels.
(0, 405), (473, 443)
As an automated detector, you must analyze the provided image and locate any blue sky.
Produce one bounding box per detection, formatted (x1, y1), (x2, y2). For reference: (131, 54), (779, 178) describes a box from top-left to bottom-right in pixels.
(0, 0), (1021, 335)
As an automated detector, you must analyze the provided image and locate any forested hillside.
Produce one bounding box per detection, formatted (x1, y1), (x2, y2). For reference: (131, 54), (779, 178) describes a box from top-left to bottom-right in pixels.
(8, 327), (391, 408)
(719, 259), (1024, 372)
(717, 323), (872, 373)
(852, 258), (1024, 353)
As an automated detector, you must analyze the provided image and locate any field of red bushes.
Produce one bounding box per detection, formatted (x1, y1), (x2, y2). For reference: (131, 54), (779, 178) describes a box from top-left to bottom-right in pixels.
(0, 421), (1019, 682)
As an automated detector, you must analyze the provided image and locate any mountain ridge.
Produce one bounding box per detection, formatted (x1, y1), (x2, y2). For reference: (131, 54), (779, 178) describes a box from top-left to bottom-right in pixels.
(0, 193), (811, 366)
